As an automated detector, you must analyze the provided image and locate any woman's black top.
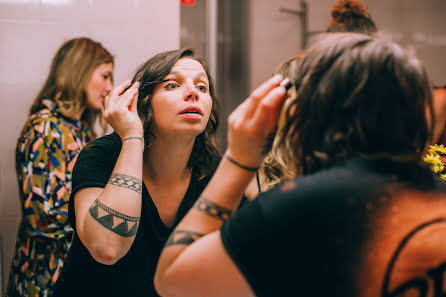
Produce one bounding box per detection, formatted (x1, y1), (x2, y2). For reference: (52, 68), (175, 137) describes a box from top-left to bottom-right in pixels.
(221, 157), (446, 297)
(54, 133), (219, 297)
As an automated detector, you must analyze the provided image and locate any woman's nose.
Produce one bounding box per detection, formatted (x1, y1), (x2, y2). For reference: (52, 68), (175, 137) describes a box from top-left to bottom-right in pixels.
(185, 84), (199, 101)
(105, 79), (113, 92)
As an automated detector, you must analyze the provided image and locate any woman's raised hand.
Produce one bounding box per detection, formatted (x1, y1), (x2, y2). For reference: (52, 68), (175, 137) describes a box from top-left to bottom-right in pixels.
(103, 80), (143, 139)
(226, 74), (288, 169)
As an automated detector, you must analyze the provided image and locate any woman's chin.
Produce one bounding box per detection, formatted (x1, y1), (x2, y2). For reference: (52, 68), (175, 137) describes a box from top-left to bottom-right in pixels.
(87, 103), (103, 113)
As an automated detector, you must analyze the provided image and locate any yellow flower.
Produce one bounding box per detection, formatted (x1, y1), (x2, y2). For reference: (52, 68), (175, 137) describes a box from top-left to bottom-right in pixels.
(423, 153), (441, 165)
(423, 151), (445, 174)
(424, 144), (446, 179)
(433, 162), (445, 174)
(428, 144), (446, 155)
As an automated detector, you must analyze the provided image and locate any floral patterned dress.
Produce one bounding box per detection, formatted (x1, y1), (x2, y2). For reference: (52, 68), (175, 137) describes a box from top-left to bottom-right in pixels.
(6, 100), (92, 297)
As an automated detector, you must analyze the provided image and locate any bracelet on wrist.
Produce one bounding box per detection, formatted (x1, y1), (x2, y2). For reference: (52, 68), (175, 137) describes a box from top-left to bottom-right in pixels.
(224, 154), (259, 172)
(122, 136), (144, 144)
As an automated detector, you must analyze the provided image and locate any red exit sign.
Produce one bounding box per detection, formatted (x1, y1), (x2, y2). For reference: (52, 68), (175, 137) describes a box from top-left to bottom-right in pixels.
(181, 0), (195, 6)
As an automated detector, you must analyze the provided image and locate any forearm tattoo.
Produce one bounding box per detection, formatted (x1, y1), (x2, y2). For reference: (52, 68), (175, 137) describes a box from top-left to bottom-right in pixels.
(89, 199), (140, 237)
(165, 230), (204, 247)
(194, 197), (233, 222)
(108, 173), (142, 194)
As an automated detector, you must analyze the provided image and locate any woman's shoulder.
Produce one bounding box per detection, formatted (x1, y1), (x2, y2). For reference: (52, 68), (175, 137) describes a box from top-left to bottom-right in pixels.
(18, 108), (62, 142)
(78, 132), (121, 158)
(23, 100), (88, 136)
(86, 132), (120, 147)
(26, 107), (58, 126)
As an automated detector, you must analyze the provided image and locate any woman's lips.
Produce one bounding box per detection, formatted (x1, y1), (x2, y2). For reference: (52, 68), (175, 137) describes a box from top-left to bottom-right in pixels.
(180, 106), (203, 119)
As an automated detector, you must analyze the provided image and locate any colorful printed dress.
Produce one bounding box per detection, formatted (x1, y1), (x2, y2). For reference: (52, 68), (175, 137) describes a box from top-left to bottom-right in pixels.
(7, 100), (93, 297)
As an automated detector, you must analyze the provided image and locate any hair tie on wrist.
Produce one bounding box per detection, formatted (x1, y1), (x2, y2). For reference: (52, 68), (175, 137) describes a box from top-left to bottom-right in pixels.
(224, 154), (259, 172)
(123, 136), (144, 144)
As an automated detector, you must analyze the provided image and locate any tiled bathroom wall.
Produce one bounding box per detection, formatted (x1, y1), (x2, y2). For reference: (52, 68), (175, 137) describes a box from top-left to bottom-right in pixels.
(0, 0), (180, 290)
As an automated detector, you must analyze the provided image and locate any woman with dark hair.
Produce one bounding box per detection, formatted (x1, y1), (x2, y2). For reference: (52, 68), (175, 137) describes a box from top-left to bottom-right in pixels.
(7, 37), (113, 297)
(154, 33), (446, 297)
(53, 48), (220, 297)
(327, 0), (377, 34)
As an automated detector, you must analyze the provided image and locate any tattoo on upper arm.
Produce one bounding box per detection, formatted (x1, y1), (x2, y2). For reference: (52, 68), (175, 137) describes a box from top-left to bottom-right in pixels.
(108, 173), (142, 194)
(165, 230), (204, 247)
(89, 199), (140, 237)
(194, 197), (233, 222)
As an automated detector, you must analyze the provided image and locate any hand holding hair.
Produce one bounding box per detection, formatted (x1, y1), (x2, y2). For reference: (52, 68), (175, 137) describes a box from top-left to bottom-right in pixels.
(226, 74), (289, 171)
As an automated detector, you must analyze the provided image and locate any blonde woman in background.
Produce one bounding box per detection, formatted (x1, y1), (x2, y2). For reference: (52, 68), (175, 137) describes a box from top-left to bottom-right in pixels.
(7, 37), (113, 297)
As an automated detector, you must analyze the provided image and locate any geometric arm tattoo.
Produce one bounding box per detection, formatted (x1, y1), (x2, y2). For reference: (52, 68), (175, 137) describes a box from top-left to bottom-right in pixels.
(193, 197), (233, 222)
(108, 173), (142, 194)
(165, 230), (204, 247)
(88, 199), (140, 237)
(163, 198), (233, 247)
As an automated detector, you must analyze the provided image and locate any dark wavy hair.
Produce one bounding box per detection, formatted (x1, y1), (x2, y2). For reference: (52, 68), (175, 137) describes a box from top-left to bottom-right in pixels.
(131, 48), (220, 178)
(327, 0), (377, 35)
(280, 33), (433, 177)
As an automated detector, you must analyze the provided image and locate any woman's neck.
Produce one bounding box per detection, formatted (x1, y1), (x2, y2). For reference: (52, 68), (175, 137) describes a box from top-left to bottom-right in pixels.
(143, 134), (196, 184)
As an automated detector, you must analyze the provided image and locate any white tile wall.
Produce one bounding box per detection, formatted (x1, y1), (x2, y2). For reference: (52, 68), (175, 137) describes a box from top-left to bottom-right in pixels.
(0, 0), (180, 291)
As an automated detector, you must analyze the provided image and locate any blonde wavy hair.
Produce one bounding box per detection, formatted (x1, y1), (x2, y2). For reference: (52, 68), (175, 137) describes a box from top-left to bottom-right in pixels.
(30, 37), (113, 138)
(261, 53), (303, 190)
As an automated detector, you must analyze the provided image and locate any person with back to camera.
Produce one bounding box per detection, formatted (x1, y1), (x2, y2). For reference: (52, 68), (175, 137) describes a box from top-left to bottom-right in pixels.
(6, 37), (113, 297)
(154, 33), (446, 297)
(52, 48), (223, 297)
(245, 0), (377, 200)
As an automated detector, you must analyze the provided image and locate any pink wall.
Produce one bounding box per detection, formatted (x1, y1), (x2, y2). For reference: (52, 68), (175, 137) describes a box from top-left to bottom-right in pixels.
(249, 0), (446, 90)
(249, 0), (304, 91)
(0, 0), (180, 290)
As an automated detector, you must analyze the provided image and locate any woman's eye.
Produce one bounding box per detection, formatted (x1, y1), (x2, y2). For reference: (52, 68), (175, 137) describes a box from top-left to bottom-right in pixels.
(166, 83), (178, 90)
(197, 85), (207, 92)
(103, 75), (110, 80)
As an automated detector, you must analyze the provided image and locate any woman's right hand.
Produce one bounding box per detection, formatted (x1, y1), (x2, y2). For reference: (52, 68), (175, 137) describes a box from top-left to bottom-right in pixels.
(226, 74), (288, 170)
(103, 80), (143, 139)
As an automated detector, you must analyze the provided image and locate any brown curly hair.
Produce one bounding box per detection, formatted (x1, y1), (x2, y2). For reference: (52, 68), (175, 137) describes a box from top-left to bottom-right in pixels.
(327, 0), (377, 35)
